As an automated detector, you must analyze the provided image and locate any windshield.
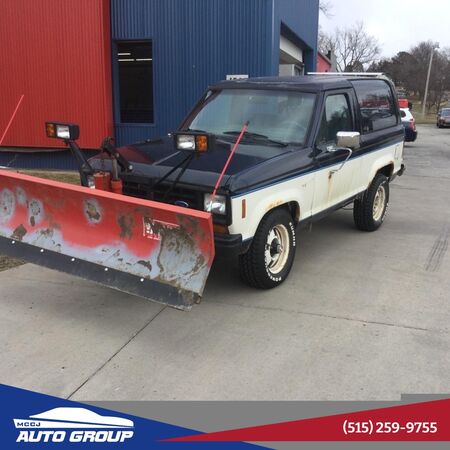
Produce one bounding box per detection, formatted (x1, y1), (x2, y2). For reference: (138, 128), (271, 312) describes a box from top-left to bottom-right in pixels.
(442, 110), (450, 117)
(185, 89), (316, 146)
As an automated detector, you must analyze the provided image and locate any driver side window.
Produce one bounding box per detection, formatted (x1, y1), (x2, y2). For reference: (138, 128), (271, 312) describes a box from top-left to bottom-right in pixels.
(316, 94), (352, 151)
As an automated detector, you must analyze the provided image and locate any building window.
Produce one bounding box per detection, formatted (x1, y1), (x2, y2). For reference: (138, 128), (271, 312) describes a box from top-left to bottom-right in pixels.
(117, 41), (154, 123)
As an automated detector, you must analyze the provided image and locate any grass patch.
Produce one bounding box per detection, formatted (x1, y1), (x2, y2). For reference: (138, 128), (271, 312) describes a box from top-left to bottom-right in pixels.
(408, 96), (450, 125)
(18, 170), (80, 185)
(0, 170), (80, 272)
(415, 114), (437, 125)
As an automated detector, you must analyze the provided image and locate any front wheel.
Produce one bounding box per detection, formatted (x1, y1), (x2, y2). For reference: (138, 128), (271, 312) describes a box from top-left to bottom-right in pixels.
(353, 174), (390, 232)
(239, 208), (296, 289)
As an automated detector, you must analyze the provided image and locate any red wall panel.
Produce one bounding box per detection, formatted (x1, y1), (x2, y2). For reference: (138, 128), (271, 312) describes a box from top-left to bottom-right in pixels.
(0, 0), (113, 149)
(317, 53), (332, 73)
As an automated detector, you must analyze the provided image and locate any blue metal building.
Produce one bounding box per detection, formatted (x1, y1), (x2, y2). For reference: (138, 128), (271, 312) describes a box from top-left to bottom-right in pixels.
(112, 0), (319, 145)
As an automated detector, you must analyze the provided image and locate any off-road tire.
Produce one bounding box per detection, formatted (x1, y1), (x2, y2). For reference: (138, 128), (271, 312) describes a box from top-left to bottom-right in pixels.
(239, 208), (296, 289)
(353, 174), (390, 232)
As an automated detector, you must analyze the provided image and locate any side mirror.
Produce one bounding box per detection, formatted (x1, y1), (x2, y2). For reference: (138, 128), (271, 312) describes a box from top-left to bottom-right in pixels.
(337, 131), (361, 150)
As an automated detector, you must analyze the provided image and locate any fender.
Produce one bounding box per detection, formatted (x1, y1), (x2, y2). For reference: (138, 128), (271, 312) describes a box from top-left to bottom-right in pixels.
(229, 179), (314, 241)
(365, 139), (404, 187)
(367, 156), (395, 189)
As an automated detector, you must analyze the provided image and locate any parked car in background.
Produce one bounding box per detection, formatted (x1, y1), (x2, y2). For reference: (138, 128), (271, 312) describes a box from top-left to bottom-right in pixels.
(400, 108), (417, 142)
(437, 108), (450, 128)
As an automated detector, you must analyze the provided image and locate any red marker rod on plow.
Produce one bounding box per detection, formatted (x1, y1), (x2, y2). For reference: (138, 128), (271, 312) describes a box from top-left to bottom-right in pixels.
(0, 94), (25, 146)
(209, 121), (249, 207)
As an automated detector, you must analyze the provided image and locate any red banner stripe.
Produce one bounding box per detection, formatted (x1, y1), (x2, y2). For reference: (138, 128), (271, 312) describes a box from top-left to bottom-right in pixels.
(164, 398), (450, 442)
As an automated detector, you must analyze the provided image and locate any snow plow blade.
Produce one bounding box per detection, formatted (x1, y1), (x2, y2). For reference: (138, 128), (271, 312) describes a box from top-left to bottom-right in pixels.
(0, 170), (215, 310)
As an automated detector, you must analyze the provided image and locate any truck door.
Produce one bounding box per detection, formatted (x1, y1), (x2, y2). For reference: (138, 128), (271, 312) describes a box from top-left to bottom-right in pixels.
(311, 90), (361, 215)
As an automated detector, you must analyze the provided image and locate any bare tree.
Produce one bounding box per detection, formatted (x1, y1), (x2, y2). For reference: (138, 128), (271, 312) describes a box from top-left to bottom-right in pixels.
(368, 42), (450, 112)
(411, 43), (450, 112)
(319, 1), (333, 18)
(319, 22), (381, 72)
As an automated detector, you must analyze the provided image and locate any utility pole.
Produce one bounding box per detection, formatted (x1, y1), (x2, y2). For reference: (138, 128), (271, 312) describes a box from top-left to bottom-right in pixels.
(422, 43), (439, 117)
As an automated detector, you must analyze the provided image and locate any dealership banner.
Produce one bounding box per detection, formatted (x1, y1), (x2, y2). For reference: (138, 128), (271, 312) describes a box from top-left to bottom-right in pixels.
(1, 385), (450, 449)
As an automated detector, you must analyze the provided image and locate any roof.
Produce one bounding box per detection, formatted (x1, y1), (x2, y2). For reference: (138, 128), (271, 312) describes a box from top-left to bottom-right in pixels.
(211, 75), (383, 92)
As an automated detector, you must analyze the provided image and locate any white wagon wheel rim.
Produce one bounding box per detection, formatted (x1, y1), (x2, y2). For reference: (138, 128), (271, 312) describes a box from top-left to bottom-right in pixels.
(373, 185), (386, 221)
(265, 224), (290, 275)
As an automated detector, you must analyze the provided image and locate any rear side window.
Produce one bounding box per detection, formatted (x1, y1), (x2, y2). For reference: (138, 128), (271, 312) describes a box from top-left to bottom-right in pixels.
(353, 80), (398, 133)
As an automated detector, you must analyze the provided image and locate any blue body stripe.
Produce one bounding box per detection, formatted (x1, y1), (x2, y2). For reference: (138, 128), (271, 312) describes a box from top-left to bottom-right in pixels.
(231, 139), (402, 199)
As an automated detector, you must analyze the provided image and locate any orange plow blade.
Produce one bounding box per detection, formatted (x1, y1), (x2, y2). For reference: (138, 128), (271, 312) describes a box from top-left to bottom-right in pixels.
(0, 170), (215, 310)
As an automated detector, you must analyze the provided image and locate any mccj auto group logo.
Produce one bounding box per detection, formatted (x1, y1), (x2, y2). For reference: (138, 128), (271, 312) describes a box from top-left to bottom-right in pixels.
(13, 407), (134, 443)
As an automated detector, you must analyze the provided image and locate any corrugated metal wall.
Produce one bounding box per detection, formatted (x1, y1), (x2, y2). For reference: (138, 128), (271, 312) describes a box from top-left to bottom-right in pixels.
(111, 0), (319, 145)
(0, 0), (319, 160)
(111, 0), (274, 145)
(0, 0), (113, 150)
(275, 0), (319, 52)
(272, 0), (320, 74)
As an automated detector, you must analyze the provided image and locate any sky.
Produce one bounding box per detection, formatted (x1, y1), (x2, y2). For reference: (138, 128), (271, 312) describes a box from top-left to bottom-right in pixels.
(320, 0), (450, 58)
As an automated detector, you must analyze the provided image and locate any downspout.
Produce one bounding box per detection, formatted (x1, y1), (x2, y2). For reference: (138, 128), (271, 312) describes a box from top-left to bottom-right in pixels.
(270, 0), (278, 76)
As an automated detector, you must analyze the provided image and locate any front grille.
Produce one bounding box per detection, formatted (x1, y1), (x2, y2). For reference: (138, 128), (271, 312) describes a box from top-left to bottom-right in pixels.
(122, 181), (204, 211)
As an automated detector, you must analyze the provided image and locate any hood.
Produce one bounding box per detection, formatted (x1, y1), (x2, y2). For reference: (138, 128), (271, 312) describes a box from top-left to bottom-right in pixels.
(90, 136), (293, 191)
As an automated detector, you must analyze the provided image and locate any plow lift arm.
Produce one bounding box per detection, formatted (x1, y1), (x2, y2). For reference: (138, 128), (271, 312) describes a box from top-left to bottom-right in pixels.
(54, 121), (132, 191)
(0, 122), (216, 310)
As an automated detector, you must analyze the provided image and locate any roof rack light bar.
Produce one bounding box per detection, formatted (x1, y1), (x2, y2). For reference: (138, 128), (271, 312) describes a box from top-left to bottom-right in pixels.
(307, 72), (385, 77)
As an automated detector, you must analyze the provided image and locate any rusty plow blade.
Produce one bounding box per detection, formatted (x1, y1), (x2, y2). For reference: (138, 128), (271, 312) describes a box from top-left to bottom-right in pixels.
(0, 170), (215, 310)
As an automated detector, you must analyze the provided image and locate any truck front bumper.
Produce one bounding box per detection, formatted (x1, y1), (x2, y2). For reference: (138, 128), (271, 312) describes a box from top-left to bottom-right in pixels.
(214, 233), (251, 259)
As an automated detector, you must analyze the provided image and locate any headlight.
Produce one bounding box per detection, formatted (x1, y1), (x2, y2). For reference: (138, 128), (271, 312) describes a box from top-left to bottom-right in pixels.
(45, 122), (80, 141)
(176, 134), (196, 150)
(204, 194), (227, 215)
(56, 125), (71, 139)
(174, 133), (213, 153)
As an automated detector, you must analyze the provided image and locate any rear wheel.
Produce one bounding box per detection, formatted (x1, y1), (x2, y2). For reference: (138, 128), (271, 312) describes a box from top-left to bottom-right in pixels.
(353, 174), (389, 232)
(239, 208), (296, 289)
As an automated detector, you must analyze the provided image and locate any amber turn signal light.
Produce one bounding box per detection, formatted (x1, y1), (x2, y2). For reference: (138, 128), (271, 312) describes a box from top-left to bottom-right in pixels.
(46, 123), (56, 138)
(195, 135), (208, 153)
(213, 224), (229, 235)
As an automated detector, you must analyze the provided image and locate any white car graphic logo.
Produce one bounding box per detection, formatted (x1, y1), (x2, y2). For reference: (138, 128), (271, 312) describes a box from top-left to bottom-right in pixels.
(14, 408), (134, 443)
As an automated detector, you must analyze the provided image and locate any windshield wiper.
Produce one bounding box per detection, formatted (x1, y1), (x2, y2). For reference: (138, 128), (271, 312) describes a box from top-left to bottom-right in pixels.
(222, 131), (288, 147)
(187, 128), (210, 134)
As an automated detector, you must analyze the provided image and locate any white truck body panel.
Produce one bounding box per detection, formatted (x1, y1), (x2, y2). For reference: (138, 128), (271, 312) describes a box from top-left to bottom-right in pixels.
(230, 140), (404, 241)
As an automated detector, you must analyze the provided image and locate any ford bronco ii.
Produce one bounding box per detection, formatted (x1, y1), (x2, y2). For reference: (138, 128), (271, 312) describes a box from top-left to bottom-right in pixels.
(91, 74), (406, 289)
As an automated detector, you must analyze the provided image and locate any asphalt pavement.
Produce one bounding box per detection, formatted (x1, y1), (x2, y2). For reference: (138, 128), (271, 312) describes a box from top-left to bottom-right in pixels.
(1, 124), (449, 401)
